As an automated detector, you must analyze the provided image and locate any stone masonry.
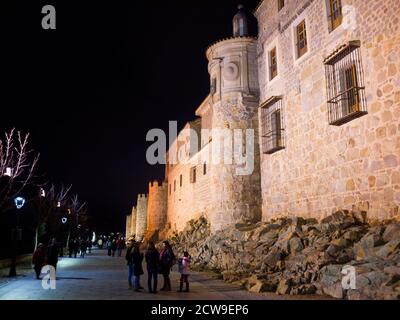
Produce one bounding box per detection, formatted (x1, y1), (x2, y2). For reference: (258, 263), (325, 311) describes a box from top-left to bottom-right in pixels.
(127, 1), (400, 240)
(255, 0), (400, 222)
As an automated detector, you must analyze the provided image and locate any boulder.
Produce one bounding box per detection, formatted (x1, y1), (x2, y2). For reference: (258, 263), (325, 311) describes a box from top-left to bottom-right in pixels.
(375, 240), (400, 259)
(289, 237), (304, 254)
(276, 279), (291, 295)
(382, 224), (400, 242)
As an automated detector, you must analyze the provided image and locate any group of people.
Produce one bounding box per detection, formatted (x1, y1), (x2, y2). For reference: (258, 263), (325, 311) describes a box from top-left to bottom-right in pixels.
(32, 237), (94, 279)
(68, 238), (93, 258)
(126, 240), (190, 294)
(31, 238), (60, 279)
(106, 237), (126, 257)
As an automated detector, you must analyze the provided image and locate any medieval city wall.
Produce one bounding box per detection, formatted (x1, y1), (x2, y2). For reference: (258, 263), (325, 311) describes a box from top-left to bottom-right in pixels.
(255, 0), (400, 221)
(135, 194), (148, 241)
(146, 181), (168, 238)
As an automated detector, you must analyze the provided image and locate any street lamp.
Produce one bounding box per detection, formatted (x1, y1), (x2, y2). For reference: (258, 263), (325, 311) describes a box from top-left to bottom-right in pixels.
(9, 196), (26, 277)
(5, 167), (12, 177)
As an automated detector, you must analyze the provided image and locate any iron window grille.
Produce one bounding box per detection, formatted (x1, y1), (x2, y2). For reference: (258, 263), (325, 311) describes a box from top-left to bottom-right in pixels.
(296, 20), (307, 58)
(261, 96), (285, 154)
(328, 0), (342, 32)
(269, 47), (278, 80)
(324, 41), (367, 126)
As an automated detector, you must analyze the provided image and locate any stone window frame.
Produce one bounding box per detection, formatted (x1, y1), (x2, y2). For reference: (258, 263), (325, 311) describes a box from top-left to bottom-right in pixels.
(323, 40), (368, 126)
(260, 96), (285, 154)
(265, 36), (280, 85)
(291, 12), (311, 65)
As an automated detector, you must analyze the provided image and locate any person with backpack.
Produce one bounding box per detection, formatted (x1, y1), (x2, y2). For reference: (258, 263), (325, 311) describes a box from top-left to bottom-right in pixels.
(159, 241), (175, 291)
(145, 242), (159, 294)
(177, 251), (191, 292)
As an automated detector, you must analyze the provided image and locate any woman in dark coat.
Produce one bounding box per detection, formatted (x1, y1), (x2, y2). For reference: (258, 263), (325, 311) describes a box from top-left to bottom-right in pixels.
(145, 242), (159, 293)
(131, 244), (144, 291)
(32, 243), (46, 279)
(159, 241), (175, 291)
(46, 238), (59, 271)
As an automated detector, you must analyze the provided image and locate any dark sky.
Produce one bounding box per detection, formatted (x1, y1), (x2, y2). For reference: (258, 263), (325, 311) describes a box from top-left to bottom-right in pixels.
(0, 0), (260, 232)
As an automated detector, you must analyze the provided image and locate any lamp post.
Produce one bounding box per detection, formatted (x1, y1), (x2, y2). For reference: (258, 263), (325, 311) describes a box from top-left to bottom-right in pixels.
(9, 196), (26, 277)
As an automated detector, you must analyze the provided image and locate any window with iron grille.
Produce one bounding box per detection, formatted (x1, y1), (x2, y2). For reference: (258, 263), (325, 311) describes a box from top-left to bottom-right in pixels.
(324, 41), (367, 126)
(296, 20), (307, 59)
(278, 0), (285, 11)
(260, 96), (285, 154)
(269, 47), (278, 80)
(190, 166), (197, 183)
(328, 0), (342, 31)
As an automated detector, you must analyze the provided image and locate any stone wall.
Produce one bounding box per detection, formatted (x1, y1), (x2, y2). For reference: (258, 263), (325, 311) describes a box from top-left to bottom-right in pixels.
(255, 0), (400, 222)
(135, 194), (148, 241)
(130, 206), (137, 237)
(146, 180), (168, 239)
(125, 214), (131, 238)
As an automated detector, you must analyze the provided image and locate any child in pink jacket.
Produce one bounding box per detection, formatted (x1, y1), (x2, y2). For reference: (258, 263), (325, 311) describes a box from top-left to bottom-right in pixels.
(177, 251), (191, 292)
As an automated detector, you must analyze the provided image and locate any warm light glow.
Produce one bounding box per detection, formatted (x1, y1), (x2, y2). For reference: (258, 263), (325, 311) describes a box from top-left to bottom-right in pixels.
(5, 167), (12, 177)
(57, 201), (61, 208)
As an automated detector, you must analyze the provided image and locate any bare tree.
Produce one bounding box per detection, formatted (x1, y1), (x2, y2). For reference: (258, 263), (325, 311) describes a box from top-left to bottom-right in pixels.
(0, 128), (39, 211)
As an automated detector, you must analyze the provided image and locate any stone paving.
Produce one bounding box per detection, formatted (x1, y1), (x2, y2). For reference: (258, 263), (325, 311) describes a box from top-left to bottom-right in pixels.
(0, 250), (326, 300)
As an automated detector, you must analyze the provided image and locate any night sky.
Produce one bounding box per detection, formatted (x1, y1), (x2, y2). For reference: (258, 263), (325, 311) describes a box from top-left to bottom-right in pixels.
(0, 1), (259, 232)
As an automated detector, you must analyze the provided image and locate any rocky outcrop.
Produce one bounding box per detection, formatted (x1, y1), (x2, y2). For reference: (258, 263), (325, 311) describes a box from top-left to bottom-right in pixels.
(169, 211), (400, 300)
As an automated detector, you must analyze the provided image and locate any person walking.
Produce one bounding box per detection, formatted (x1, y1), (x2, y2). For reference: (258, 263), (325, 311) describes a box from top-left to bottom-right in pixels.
(177, 251), (191, 292)
(145, 242), (159, 294)
(73, 239), (79, 258)
(111, 240), (117, 257)
(80, 239), (87, 258)
(87, 240), (92, 254)
(32, 243), (46, 279)
(107, 239), (112, 256)
(68, 239), (74, 258)
(117, 238), (123, 257)
(125, 241), (135, 289)
(47, 238), (59, 271)
(159, 241), (175, 291)
(131, 244), (144, 292)
(97, 238), (103, 249)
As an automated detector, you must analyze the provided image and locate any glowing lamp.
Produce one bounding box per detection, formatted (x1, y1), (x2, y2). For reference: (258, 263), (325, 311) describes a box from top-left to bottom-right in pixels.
(14, 197), (26, 210)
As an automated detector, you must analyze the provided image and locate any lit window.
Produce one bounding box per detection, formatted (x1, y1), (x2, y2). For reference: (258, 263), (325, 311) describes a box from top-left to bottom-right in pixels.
(269, 47), (278, 80)
(328, 0), (342, 31)
(324, 41), (367, 125)
(296, 20), (307, 58)
(260, 96), (285, 154)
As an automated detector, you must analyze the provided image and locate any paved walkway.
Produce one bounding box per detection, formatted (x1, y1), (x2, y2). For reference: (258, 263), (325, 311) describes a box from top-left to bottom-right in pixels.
(0, 250), (324, 300)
